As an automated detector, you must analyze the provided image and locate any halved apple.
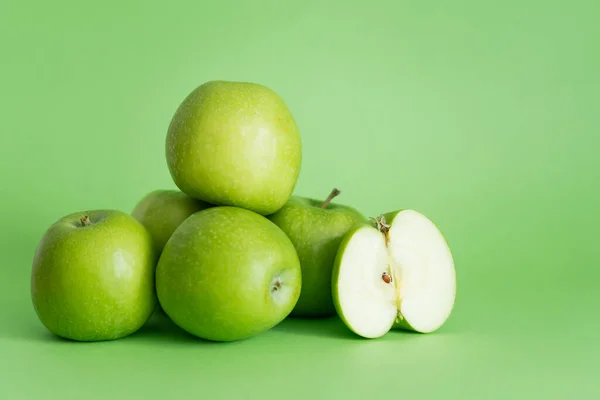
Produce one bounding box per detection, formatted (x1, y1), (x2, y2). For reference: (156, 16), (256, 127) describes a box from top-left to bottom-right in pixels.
(332, 209), (456, 338)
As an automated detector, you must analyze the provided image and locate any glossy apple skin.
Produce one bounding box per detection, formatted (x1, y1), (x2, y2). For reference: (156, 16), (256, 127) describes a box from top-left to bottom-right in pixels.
(165, 80), (302, 215)
(156, 206), (302, 341)
(268, 196), (367, 317)
(131, 189), (211, 254)
(31, 210), (158, 341)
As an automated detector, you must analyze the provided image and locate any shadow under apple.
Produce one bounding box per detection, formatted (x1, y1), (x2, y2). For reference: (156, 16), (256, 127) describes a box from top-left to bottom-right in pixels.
(134, 311), (369, 343)
(128, 309), (203, 344)
(272, 316), (364, 340)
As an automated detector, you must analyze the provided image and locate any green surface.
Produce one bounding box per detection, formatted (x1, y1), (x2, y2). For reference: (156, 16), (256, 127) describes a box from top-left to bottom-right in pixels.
(1, 0), (599, 398)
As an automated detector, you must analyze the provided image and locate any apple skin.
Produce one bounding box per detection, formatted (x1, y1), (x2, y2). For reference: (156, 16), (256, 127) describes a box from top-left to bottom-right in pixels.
(156, 206), (302, 341)
(131, 189), (211, 254)
(165, 80), (302, 215)
(31, 210), (158, 341)
(268, 195), (367, 317)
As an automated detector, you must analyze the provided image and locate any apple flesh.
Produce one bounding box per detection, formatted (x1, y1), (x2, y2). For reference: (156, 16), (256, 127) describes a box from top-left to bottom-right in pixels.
(165, 80), (302, 215)
(268, 189), (368, 317)
(31, 210), (158, 341)
(131, 189), (211, 253)
(156, 206), (302, 341)
(332, 209), (456, 338)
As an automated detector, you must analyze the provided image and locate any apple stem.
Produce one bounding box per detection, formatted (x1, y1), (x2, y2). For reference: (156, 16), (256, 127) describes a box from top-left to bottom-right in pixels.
(373, 215), (391, 245)
(321, 188), (341, 209)
(80, 215), (92, 227)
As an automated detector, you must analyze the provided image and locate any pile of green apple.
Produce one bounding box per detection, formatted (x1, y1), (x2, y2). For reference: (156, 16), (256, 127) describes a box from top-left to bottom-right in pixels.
(30, 81), (456, 342)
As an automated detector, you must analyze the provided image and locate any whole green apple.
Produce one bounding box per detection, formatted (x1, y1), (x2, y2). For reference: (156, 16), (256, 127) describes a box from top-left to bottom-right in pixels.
(31, 210), (158, 341)
(131, 189), (211, 253)
(268, 189), (367, 317)
(156, 206), (301, 341)
(165, 80), (302, 215)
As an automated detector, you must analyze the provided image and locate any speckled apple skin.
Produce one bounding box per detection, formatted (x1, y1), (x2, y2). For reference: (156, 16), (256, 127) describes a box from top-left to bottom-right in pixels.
(156, 206), (302, 342)
(132, 189), (212, 253)
(268, 196), (367, 317)
(165, 80), (302, 215)
(31, 210), (158, 341)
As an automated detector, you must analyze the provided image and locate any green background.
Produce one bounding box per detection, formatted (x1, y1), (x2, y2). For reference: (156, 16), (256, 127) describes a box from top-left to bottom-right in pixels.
(1, 0), (598, 398)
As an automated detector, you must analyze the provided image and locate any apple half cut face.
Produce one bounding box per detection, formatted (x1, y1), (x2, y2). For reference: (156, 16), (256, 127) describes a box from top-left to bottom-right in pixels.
(332, 209), (456, 338)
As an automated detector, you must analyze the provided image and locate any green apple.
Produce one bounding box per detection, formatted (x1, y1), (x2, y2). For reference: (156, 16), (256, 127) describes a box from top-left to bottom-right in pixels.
(156, 206), (302, 341)
(268, 188), (368, 317)
(165, 80), (302, 215)
(131, 189), (211, 253)
(31, 210), (158, 341)
(332, 210), (456, 338)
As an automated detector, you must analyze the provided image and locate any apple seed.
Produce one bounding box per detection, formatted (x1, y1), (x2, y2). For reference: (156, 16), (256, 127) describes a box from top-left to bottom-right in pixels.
(382, 271), (392, 284)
